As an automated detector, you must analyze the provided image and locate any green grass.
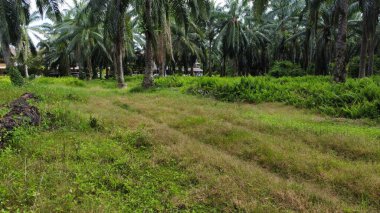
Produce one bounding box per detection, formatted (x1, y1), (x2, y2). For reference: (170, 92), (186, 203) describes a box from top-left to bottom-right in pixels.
(0, 76), (379, 211)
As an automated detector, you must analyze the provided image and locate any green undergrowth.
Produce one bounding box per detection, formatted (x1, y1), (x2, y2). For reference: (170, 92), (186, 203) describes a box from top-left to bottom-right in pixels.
(0, 76), (207, 211)
(155, 75), (380, 120)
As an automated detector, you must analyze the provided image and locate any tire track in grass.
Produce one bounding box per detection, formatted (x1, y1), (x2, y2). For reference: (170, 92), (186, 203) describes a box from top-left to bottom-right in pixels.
(120, 92), (380, 209)
(123, 106), (360, 211)
(127, 91), (380, 163)
(124, 92), (379, 165)
(74, 95), (363, 211)
(107, 97), (371, 211)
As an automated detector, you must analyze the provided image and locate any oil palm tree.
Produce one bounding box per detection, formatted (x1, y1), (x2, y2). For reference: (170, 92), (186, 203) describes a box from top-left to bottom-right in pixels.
(18, 11), (46, 78)
(333, 0), (349, 82)
(139, 0), (210, 88)
(0, 0), (21, 68)
(241, 14), (271, 75)
(55, 1), (108, 80)
(314, 5), (334, 75)
(87, 0), (130, 88)
(204, 0), (226, 75)
(358, 0), (380, 77)
(216, 0), (249, 76)
(0, 0), (61, 69)
(171, 22), (205, 75)
(141, 0), (154, 88)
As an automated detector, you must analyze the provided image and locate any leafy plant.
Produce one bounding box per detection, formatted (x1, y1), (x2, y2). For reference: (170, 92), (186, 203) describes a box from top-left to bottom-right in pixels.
(7, 67), (24, 87)
(156, 76), (380, 120)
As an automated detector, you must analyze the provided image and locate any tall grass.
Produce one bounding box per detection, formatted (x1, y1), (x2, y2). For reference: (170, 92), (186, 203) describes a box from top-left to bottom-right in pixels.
(155, 76), (380, 120)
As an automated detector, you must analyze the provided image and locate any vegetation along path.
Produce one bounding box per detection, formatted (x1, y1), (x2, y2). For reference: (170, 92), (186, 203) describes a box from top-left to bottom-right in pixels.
(0, 76), (379, 212)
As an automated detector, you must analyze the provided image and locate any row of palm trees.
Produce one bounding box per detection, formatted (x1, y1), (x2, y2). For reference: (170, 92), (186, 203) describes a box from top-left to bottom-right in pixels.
(37, 0), (209, 88)
(1, 0), (380, 87)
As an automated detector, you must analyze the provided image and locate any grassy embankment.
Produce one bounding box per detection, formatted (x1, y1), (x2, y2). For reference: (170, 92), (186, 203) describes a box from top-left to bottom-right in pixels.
(0, 75), (379, 212)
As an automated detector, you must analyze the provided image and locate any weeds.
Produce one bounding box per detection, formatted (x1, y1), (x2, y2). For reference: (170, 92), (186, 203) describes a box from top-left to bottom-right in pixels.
(156, 76), (380, 120)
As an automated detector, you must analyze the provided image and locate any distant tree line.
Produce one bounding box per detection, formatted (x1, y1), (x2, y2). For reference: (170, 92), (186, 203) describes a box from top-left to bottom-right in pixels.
(0, 0), (379, 87)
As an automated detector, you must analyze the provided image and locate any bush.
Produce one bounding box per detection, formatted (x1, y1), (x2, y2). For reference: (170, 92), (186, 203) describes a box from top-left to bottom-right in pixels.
(268, 61), (307, 77)
(7, 67), (24, 87)
(154, 75), (199, 89)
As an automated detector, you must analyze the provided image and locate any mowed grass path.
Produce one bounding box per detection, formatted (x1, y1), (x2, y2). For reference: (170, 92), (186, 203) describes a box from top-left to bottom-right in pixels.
(0, 77), (379, 211)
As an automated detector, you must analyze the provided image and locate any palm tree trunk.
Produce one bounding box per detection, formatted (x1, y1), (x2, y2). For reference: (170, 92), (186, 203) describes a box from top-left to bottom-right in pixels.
(360, 0), (380, 77)
(315, 36), (328, 75)
(112, 52), (118, 79)
(292, 39), (297, 63)
(223, 55), (226, 77)
(87, 57), (93, 80)
(333, 0), (348, 83)
(359, 29), (368, 78)
(99, 65), (103, 79)
(1, 41), (12, 69)
(367, 36), (376, 76)
(59, 55), (70, 76)
(157, 33), (166, 77)
(115, 43), (125, 87)
(235, 56), (239, 76)
(24, 44), (29, 78)
(106, 66), (110, 79)
(302, 28), (311, 70)
(143, 0), (154, 88)
(172, 63), (176, 75)
(208, 39), (213, 75)
(159, 62), (165, 77)
(113, 0), (126, 88)
(184, 56), (188, 75)
(92, 63), (97, 79)
(143, 30), (154, 87)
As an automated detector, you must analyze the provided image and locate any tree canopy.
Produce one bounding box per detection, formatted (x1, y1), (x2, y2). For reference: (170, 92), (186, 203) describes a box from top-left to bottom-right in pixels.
(1, 0), (379, 86)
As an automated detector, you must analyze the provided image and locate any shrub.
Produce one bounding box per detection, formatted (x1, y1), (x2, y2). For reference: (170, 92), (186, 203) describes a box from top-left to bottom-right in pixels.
(154, 75), (200, 88)
(7, 67), (24, 87)
(158, 75), (380, 120)
(155, 76), (184, 87)
(268, 61), (307, 77)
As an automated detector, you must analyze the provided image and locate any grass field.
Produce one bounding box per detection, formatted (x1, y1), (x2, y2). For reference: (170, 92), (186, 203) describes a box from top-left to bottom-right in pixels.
(0, 76), (380, 212)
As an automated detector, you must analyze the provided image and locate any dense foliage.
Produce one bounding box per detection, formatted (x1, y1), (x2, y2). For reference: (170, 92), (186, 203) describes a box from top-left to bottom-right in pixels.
(268, 61), (308, 77)
(1, 0), (380, 86)
(156, 76), (380, 120)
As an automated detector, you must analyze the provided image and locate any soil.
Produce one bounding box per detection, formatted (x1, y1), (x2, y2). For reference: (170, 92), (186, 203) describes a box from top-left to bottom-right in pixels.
(0, 93), (41, 147)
